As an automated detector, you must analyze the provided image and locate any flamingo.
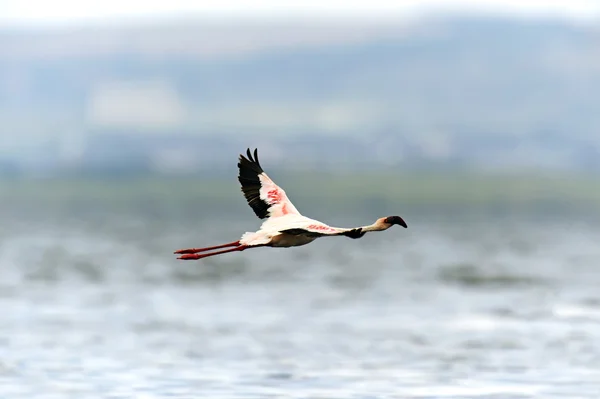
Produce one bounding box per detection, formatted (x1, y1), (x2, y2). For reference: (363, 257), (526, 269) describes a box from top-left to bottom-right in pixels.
(174, 148), (407, 260)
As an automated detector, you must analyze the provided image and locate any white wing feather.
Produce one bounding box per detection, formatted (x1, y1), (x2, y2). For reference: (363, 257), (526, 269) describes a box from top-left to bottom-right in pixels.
(257, 173), (301, 218)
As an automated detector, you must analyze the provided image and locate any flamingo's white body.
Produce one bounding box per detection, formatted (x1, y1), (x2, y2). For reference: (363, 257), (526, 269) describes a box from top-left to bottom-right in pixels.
(174, 148), (407, 260)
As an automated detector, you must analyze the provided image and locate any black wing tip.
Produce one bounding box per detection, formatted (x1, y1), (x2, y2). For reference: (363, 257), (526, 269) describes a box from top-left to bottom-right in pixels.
(237, 148), (268, 219)
(343, 228), (365, 239)
(238, 147), (264, 175)
(240, 148), (261, 165)
(238, 148), (262, 169)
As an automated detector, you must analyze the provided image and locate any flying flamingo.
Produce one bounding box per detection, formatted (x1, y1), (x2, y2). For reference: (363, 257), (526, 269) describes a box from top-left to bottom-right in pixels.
(174, 148), (407, 260)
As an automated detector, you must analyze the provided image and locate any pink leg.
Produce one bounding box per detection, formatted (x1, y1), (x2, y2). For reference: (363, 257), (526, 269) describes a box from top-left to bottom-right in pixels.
(174, 240), (241, 255)
(177, 245), (248, 260)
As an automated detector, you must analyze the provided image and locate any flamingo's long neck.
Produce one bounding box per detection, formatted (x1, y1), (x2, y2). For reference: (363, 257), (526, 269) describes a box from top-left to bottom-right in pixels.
(360, 219), (391, 232)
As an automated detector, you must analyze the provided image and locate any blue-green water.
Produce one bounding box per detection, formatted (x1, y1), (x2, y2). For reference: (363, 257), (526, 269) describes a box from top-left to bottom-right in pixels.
(0, 206), (599, 398)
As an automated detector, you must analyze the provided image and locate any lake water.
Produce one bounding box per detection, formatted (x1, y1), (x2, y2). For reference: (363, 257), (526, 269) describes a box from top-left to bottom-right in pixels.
(0, 208), (599, 398)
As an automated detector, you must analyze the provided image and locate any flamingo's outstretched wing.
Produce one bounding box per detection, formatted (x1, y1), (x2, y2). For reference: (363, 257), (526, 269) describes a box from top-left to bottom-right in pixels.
(238, 148), (302, 219)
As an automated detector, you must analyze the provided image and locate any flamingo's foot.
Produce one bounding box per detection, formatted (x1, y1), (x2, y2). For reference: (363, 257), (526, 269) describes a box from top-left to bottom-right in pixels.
(177, 253), (203, 260)
(174, 248), (201, 255)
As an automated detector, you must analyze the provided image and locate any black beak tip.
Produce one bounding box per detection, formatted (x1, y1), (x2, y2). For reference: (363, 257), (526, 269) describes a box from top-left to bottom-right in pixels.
(386, 216), (407, 228)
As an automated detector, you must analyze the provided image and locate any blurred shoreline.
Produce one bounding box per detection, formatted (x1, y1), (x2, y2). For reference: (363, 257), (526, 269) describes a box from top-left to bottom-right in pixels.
(2, 172), (599, 224)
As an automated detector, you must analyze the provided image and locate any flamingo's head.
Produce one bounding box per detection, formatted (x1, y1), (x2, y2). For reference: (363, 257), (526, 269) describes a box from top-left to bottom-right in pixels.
(384, 216), (408, 228)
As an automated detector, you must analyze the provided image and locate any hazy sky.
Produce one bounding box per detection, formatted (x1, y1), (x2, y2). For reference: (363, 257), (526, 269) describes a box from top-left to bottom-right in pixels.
(1, 0), (599, 26)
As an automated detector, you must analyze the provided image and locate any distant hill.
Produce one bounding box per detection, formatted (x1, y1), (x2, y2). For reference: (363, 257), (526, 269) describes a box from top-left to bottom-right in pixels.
(0, 15), (598, 175)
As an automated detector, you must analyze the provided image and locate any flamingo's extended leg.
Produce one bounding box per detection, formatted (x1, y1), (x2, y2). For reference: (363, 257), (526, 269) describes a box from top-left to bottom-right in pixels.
(177, 245), (248, 260)
(174, 241), (241, 255)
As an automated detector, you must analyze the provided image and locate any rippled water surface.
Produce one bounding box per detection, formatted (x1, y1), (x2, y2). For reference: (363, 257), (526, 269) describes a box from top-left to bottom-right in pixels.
(1, 210), (599, 398)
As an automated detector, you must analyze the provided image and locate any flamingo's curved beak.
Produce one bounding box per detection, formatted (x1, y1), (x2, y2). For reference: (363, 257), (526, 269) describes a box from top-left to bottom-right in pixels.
(384, 216), (407, 228)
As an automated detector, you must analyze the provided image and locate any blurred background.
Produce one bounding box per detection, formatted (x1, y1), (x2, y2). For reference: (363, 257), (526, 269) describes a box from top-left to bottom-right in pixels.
(1, 1), (600, 398)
